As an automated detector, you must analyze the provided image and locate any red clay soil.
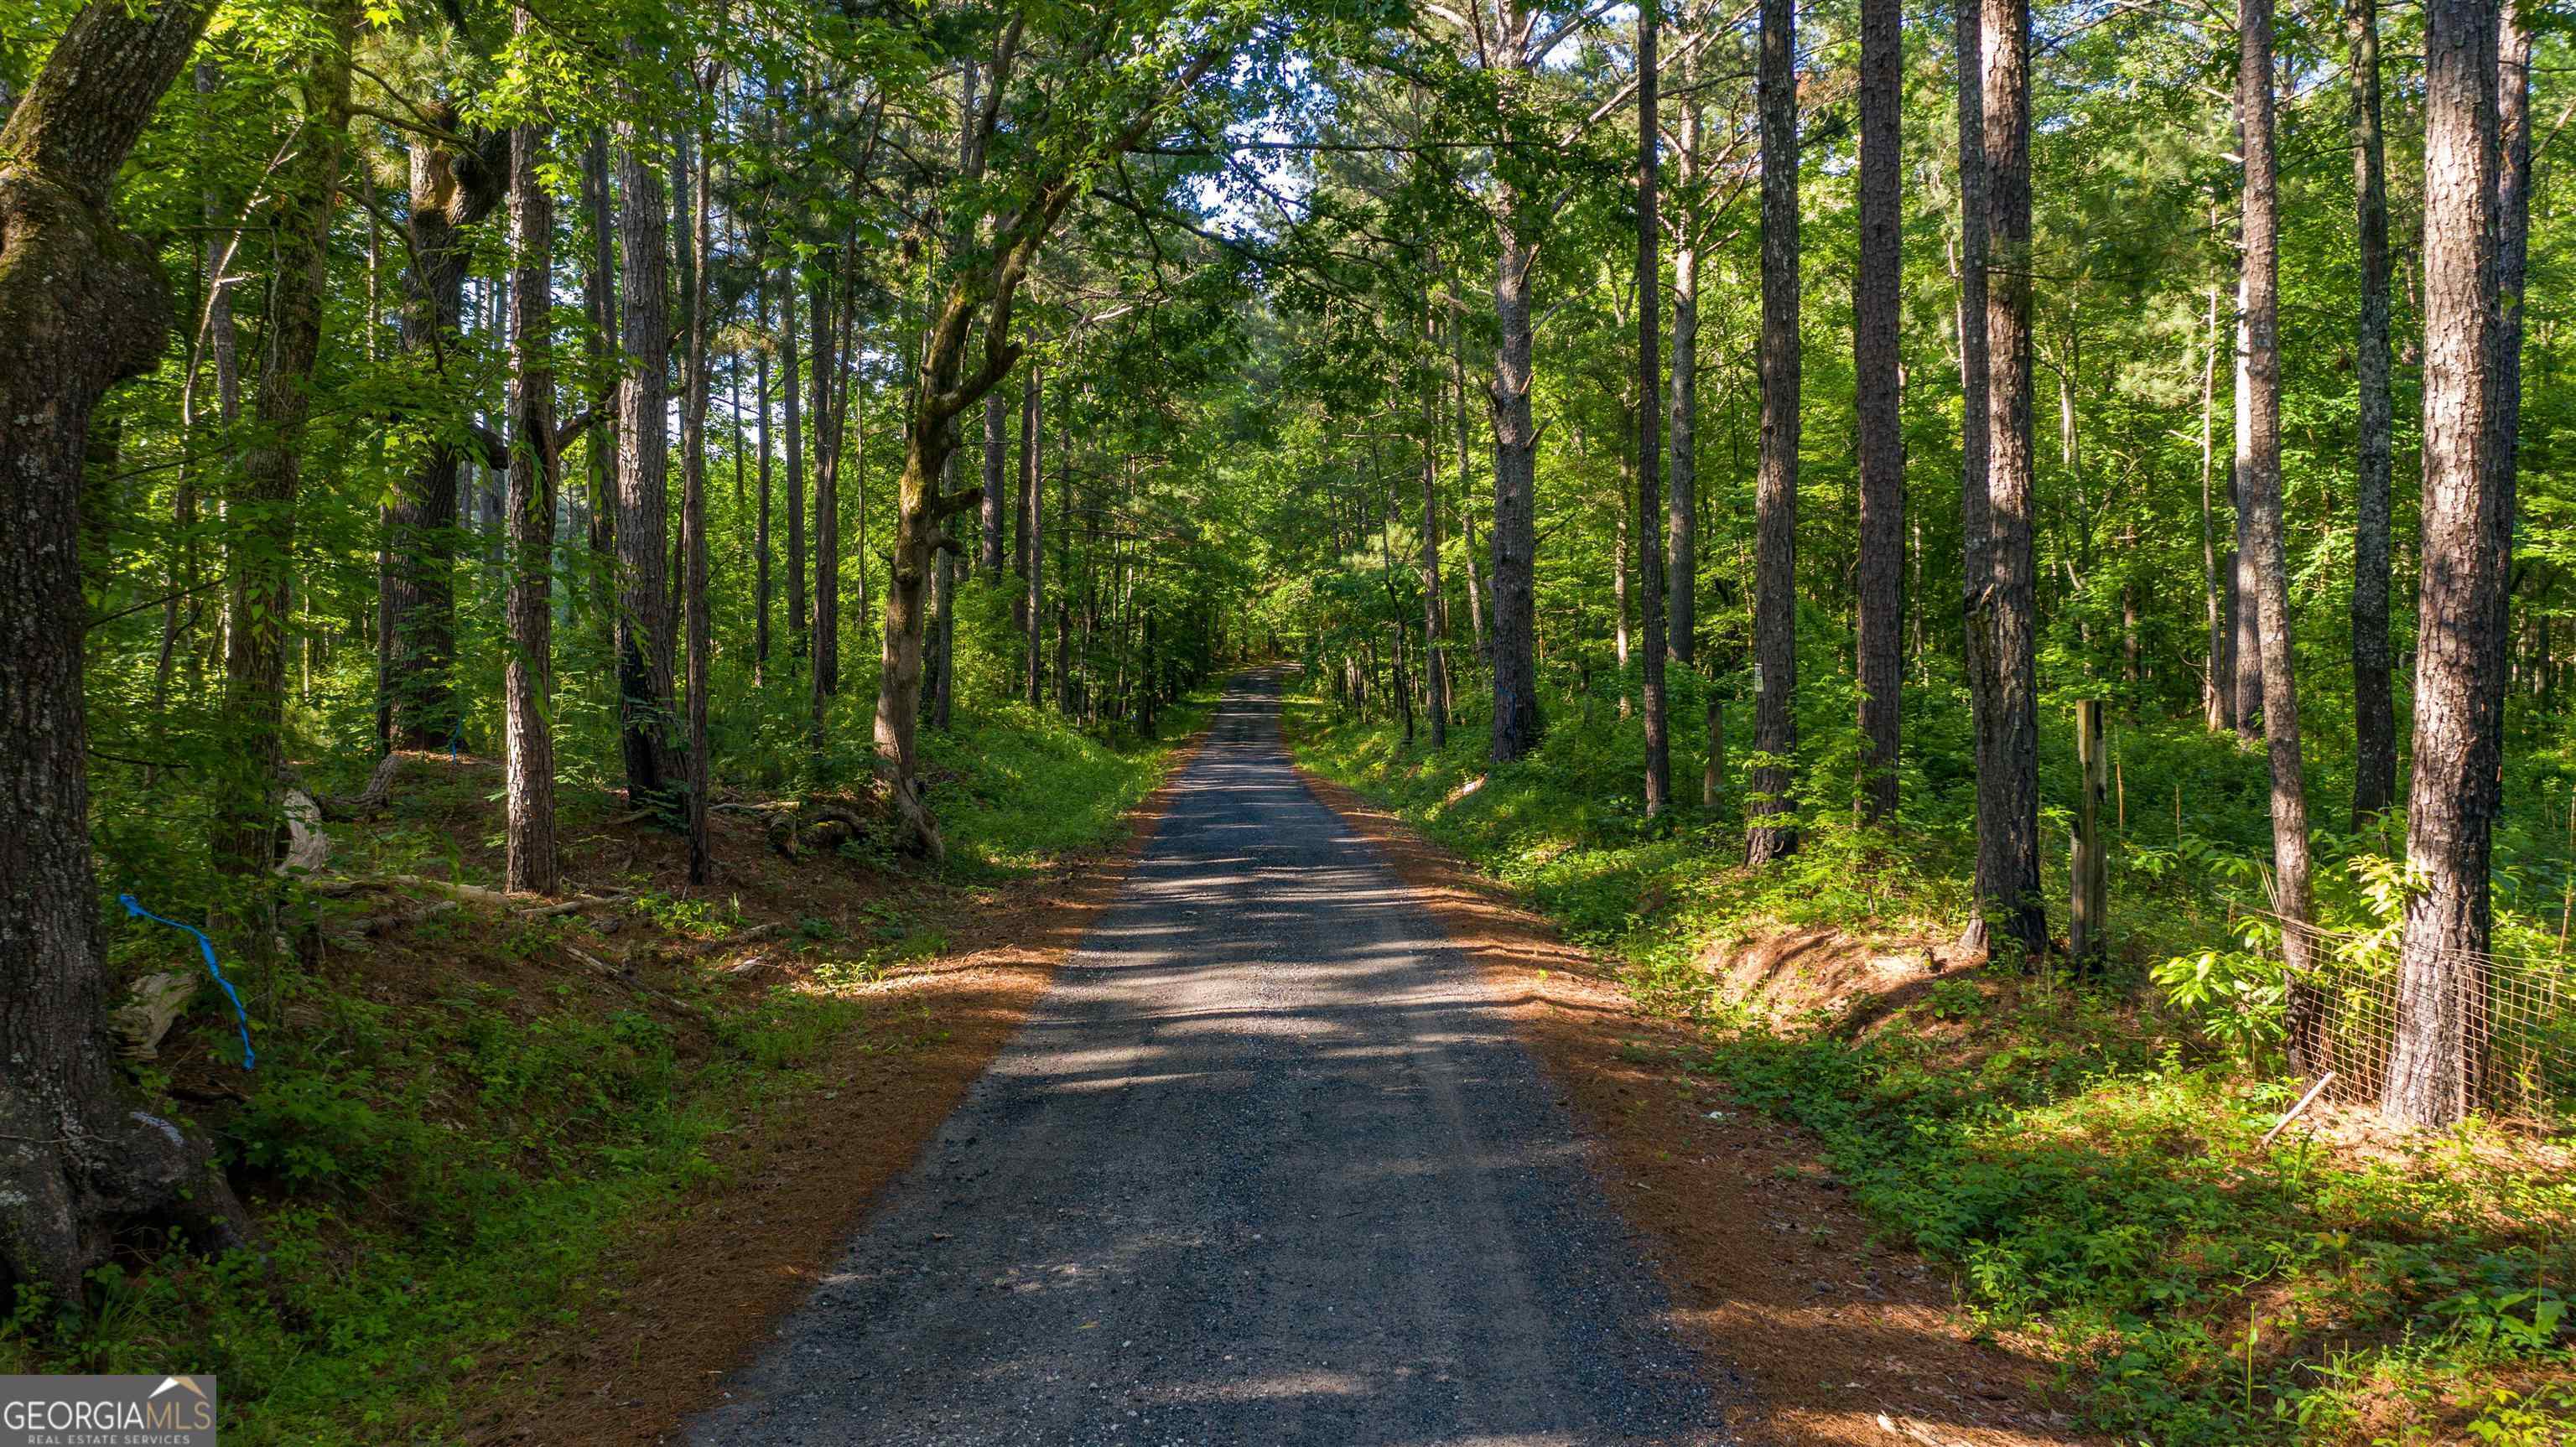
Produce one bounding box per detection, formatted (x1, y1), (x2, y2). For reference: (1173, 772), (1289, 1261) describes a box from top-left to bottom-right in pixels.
(1294, 770), (2100, 1447)
(450, 732), (1209, 1447)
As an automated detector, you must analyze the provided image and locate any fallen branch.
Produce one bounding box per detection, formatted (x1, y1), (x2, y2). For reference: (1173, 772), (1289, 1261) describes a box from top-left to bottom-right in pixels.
(699, 921), (783, 953)
(328, 898), (460, 946)
(2258, 1071), (2335, 1150)
(303, 874), (517, 908)
(514, 891), (632, 919)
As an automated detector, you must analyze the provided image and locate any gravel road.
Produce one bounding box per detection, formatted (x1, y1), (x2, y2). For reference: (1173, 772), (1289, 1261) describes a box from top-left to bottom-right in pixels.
(684, 673), (1734, 1446)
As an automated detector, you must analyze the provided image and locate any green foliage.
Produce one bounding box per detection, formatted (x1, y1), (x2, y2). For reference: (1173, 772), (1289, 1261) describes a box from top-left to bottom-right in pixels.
(1295, 696), (2576, 1444)
(6, 694), (1202, 1440)
(2150, 941), (2287, 1067)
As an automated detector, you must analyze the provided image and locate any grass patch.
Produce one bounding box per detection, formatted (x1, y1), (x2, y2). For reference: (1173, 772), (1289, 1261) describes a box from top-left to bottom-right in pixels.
(926, 696), (1211, 879)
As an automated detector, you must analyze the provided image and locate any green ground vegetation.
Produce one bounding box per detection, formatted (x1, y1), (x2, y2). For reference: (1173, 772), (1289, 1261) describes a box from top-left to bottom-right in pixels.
(1289, 681), (2576, 1444)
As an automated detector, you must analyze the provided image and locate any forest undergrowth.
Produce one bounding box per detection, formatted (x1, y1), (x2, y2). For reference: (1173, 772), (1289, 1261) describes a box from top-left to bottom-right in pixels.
(0, 692), (1207, 1444)
(1286, 678), (2576, 1445)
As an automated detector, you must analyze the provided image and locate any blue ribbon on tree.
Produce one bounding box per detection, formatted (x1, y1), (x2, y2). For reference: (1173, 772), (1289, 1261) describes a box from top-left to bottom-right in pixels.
(117, 895), (256, 1070)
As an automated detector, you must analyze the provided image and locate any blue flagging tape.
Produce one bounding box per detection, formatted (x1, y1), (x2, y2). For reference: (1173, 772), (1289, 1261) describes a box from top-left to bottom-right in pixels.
(117, 895), (255, 1070)
(449, 724), (463, 762)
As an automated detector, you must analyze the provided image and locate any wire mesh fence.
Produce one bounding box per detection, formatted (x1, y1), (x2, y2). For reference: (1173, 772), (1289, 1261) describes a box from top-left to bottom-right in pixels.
(2277, 915), (2576, 1123)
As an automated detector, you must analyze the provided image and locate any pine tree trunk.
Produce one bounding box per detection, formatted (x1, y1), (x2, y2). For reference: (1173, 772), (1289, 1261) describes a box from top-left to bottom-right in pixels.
(0, 0), (256, 1306)
(1747, 0), (1801, 864)
(2231, 266), (2263, 739)
(2238, 0), (2319, 1048)
(1635, 0), (1670, 816)
(2381, 0), (2506, 1128)
(809, 268), (841, 729)
(215, 5), (356, 879)
(579, 132), (619, 673)
(1488, 187), (1545, 762)
(782, 263), (808, 662)
(1452, 300), (1488, 669)
(612, 122), (677, 806)
(2495, 0), (2530, 532)
(2199, 280), (2228, 731)
(503, 88), (560, 896)
(1023, 365), (1043, 703)
(1056, 414), (1074, 715)
(1854, 0), (1903, 825)
(1420, 317), (1450, 749)
(682, 118), (713, 884)
(1971, 0), (2048, 957)
(755, 280), (774, 680)
(1666, 84), (1701, 669)
(1952, 0), (1993, 951)
(2347, 0), (2397, 822)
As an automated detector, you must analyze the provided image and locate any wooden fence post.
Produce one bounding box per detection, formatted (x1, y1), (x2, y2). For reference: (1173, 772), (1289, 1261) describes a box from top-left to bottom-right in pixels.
(2073, 699), (2108, 964)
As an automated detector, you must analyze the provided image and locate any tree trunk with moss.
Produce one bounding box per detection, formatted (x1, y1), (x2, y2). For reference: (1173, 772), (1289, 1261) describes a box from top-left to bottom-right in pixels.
(0, 0), (254, 1307)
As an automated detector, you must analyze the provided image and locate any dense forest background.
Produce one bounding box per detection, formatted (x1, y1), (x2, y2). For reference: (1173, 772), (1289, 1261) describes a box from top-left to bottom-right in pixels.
(3, 0), (2573, 1433)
